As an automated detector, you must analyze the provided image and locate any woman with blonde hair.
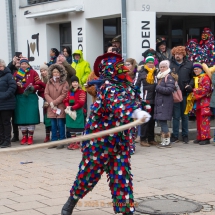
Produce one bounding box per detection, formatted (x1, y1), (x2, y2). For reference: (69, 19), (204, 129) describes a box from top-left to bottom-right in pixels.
(125, 58), (138, 82)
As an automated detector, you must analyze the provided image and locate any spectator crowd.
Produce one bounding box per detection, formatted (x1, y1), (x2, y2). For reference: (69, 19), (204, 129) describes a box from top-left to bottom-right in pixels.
(0, 29), (215, 153)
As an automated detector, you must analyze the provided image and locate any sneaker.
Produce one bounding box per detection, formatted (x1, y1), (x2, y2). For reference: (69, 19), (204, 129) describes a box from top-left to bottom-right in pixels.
(27, 136), (33, 145)
(140, 140), (150, 147)
(199, 139), (210, 145)
(1, 142), (11, 148)
(182, 136), (189, 144)
(20, 136), (28, 145)
(67, 143), (80, 150)
(170, 136), (179, 143)
(193, 139), (200, 144)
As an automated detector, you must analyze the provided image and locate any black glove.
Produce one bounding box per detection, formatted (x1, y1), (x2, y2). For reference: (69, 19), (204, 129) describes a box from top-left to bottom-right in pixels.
(185, 85), (193, 93)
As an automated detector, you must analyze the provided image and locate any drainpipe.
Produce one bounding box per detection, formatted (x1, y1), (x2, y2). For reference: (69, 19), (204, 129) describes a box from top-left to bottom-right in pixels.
(8, 0), (15, 58)
(121, 0), (127, 60)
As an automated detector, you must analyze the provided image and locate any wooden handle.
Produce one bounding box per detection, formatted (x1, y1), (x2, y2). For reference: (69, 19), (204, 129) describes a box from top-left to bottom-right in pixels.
(0, 119), (144, 153)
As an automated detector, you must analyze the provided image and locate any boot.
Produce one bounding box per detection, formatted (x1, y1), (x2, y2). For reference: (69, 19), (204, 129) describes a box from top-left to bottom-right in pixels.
(20, 136), (28, 145)
(157, 132), (171, 149)
(140, 140), (150, 147)
(61, 197), (78, 215)
(28, 131), (34, 145)
(1, 141), (11, 148)
(11, 134), (19, 142)
(27, 136), (33, 145)
(43, 135), (50, 143)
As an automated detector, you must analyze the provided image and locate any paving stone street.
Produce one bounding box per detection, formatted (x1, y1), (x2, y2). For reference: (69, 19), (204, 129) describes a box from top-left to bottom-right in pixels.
(1, 124), (215, 215)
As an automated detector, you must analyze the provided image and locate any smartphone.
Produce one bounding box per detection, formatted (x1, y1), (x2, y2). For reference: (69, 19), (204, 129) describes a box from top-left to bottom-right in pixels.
(15, 52), (22, 58)
(112, 48), (117, 52)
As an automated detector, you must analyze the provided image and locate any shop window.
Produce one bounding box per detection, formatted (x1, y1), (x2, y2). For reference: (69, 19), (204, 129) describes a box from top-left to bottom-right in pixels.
(27, 0), (61, 6)
(104, 26), (116, 36)
(103, 18), (121, 52)
(60, 23), (72, 52)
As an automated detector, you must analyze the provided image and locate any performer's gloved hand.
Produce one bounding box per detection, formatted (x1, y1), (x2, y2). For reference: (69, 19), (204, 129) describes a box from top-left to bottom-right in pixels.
(132, 108), (151, 123)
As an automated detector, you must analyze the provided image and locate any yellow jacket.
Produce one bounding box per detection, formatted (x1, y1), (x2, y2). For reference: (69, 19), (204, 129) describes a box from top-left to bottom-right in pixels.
(71, 50), (91, 91)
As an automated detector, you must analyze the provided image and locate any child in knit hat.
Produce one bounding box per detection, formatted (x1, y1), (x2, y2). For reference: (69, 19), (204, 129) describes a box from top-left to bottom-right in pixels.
(63, 76), (86, 150)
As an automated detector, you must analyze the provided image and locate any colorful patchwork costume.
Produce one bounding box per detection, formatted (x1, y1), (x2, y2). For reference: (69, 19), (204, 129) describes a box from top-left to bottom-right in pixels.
(61, 53), (151, 215)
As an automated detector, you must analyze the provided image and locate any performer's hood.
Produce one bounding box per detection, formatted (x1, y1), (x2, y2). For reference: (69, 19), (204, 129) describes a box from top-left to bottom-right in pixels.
(200, 27), (214, 45)
(93, 52), (132, 83)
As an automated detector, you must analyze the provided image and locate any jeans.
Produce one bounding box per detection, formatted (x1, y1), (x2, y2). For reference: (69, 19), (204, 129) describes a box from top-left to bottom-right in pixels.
(172, 96), (188, 138)
(159, 120), (169, 133)
(51, 118), (65, 141)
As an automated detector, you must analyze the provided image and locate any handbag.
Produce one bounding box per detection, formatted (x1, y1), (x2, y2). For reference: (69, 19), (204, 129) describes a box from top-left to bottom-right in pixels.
(201, 107), (212, 116)
(165, 75), (183, 103)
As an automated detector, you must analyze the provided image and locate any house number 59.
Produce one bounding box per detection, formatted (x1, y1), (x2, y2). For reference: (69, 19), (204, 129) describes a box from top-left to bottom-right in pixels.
(142, 5), (150, 11)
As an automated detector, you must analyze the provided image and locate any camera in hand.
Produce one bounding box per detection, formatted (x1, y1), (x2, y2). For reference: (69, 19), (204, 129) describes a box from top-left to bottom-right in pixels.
(112, 47), (120, 54)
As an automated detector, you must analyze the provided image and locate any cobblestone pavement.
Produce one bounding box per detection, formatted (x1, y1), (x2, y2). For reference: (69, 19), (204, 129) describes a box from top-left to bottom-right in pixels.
(1, 124), (215, 215)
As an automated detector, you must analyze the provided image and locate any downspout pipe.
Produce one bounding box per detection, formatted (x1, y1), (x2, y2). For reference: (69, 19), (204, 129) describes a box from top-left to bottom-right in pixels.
(8, 0), (15, 58)
(121, 0), (127, 60)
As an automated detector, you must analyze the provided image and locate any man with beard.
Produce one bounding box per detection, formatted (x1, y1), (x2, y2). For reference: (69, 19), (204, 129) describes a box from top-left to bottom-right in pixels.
(170, 46), (193, 144)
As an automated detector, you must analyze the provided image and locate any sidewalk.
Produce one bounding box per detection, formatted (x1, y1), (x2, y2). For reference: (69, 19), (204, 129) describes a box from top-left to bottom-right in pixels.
(1, 123), (215, 215)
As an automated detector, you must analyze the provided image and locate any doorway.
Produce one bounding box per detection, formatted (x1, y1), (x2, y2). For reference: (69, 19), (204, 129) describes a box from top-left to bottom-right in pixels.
(156, 15), (215, 48)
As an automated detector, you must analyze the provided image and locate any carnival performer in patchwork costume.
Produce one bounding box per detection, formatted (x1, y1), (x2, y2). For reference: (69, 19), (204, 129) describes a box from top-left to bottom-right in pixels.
(61, 53), (151, 215)
(185, 62), (212, 145)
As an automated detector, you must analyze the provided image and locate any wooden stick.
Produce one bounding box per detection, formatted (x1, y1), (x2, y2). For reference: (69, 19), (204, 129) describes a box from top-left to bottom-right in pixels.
(0, 119), (145, 153)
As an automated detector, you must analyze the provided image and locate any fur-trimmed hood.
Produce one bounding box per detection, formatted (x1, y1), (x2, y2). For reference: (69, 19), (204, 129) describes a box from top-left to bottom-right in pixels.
(48, 64), (67, 84)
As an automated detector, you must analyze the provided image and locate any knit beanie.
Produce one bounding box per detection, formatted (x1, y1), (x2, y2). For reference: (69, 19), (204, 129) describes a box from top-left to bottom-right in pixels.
(193, 62), (203, 69)
(20, 57), (29, 65)
(51, 48), (59, 57)
(40, 64), (48, 70)
(159, 60), (170, 69)
(145, 55), (155, 64)
(70, 76), (79, 83)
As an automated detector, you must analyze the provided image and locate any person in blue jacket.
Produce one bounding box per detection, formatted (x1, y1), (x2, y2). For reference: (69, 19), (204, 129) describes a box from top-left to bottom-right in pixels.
(0, 59), (17, 148)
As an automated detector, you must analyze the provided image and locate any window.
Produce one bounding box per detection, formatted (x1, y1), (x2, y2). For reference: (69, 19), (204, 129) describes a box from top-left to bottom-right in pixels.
(27, 0), (60, 6)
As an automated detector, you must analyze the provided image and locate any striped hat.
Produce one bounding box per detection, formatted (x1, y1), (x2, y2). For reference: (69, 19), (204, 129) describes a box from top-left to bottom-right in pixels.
(193, 62), (203, 69)
(20, 57), (29, 65)
(145, 55), (155, 63)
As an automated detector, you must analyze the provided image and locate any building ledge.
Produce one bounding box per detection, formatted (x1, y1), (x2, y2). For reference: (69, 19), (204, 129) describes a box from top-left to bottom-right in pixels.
(24, 5), (84, 18)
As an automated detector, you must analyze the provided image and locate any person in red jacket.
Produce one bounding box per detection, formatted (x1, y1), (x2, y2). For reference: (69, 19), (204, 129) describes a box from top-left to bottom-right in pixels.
(63, 76), (86, 150)
(13, 57), (42, 145)
(190, 62), (212, 145)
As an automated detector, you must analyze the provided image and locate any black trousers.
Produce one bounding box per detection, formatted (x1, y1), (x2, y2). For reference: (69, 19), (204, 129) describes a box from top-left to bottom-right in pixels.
(0, 110), (13, 143)
(140, 104), (155, 142)
(12, 110), (19, 137)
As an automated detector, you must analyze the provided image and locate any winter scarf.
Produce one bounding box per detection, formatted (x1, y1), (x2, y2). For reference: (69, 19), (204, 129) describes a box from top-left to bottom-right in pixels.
(144, 65), (156, 84)
(157, 68), (171, 80)
(16, 67), (30, 86)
